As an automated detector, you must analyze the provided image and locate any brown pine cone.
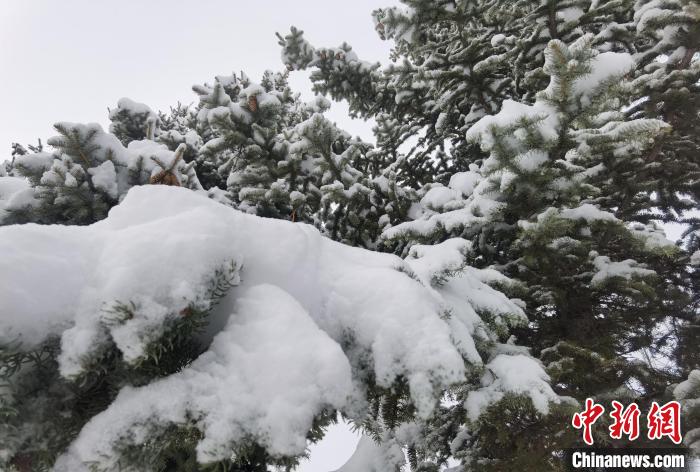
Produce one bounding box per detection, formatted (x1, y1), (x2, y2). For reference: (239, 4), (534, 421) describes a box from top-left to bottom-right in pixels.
(150, 170), (181, 186)
(248, 95), (258, 112)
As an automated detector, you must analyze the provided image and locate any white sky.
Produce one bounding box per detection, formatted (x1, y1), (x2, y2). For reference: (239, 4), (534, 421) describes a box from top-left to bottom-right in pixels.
(0, 1), (402, 470)
(0, 0), (400, 159)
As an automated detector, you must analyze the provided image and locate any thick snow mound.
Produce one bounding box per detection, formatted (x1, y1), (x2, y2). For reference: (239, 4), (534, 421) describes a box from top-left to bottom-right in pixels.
(55, 284), (355, 467)
(0, 186), (541, 469)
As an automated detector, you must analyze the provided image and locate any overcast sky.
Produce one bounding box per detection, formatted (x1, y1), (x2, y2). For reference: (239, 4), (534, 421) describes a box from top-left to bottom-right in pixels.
(0, 1), (405, 470)
(0, 0), (400, 160)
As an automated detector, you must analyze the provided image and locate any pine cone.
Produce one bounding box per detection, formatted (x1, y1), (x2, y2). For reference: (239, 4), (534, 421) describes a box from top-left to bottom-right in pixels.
(180, 306), (194, 317)
(376, 22), (386, 39)
(248, 95), (258, 112)
(150, 170), (181, 186)
(149, 144), (185, 187)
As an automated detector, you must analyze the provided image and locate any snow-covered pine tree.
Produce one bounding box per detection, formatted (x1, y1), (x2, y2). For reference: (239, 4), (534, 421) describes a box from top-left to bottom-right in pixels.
(627, 2), (700, 451)
(2, 120), (200, 225)
(626, 2), (699, 392)
(1, 0), (697, 469)
(283, 0), (698, 467)
(0, 59), (555, 472)
(156, 102), (203, 172)
(278, 1), (635, 194)
(0, 68), (409, 248)
(380, 35), (687, 466)
(0, 186), (553, 471)
(108, 97), (161, 146)
(626, 0), (700, 221)
(187, 69), (411, 248)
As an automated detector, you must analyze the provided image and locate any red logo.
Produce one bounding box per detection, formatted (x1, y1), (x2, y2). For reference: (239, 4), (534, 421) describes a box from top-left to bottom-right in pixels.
(647, 401), (682, 444)
(609, 401), (641, 441)
(572, 399), (682, 445)
(572, 398), (605, 445)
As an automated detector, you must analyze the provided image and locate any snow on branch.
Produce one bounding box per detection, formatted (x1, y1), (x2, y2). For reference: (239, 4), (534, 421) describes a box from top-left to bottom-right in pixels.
(0, 186), (549, 470)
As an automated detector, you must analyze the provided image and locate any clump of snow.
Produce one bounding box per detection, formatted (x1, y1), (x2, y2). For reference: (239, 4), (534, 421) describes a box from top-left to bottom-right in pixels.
(242, 83), (281, 111)
(573, 51), (634, 106)
(88, 160), (118, 199)
(55, 284), (356, 468)
(464, 354), (560, 422)
(108, 98), (160, 140)
(13, 151), (54, 174)
(466, 100), (558, 151)
(557, 7), (585, 23)
(490, 34), (506, 47)
(519, 204), (620, 232)
(628, 222), (676, 250)
(0, 186), (544, 468)
(540, 36), (636, 109)
(559, 204), (619, 223)
(448, 167), (480, 197)
(692, 250), (700, 267)
(590, 255), (655, 286)
(407, 238), (471, 285)
(634, 2), (673, 33)
(0, 187), (236, 374)
(420, 185), (463, 212)
(109, 98), (157, 121)
(382, 175), (504, 242)
(514, 150), (549, 172)
(0, 176), (34, 222)
(405, 239), (527, 367)
(674, 370), (700, 401)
